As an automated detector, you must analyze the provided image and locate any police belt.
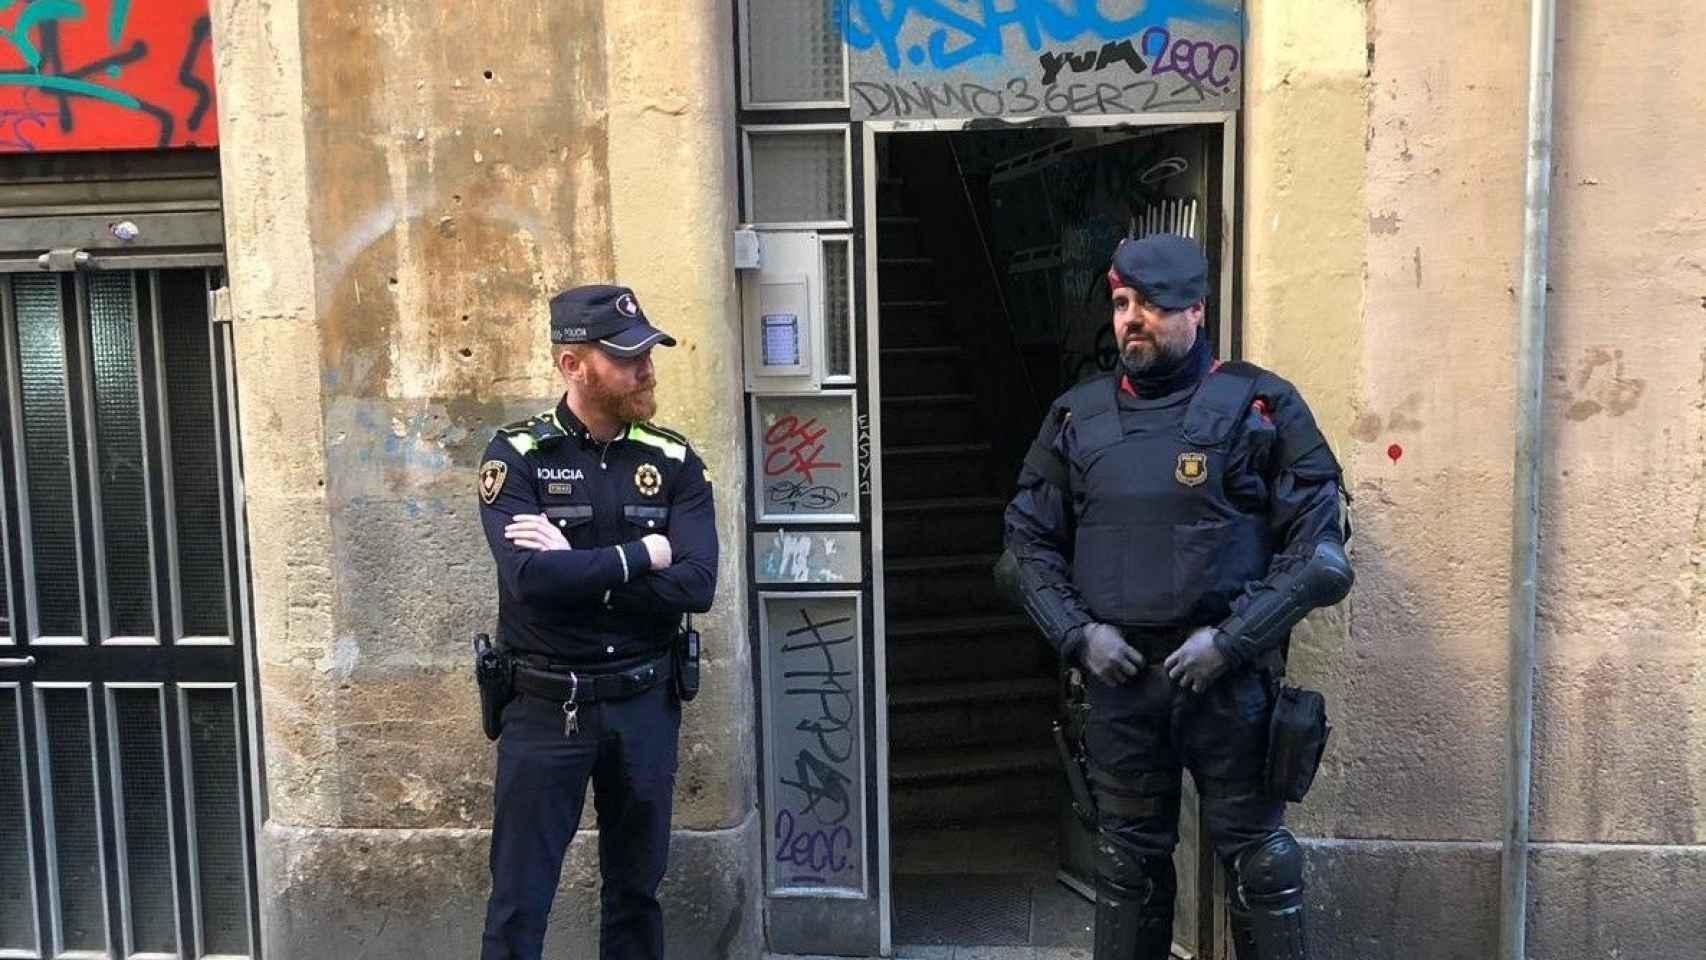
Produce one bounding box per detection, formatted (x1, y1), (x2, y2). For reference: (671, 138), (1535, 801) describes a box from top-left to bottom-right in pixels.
(511, 653), (671, 704)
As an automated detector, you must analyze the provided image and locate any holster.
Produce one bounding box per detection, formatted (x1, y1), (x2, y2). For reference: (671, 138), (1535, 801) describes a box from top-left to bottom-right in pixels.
(473, 632), (515, 742)
(673, 616), (701, 702)
(1266, 684), (1331, 802)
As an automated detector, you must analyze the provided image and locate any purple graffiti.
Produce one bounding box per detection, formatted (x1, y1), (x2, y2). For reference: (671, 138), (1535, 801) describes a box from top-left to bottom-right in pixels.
(1141, 26), (1240, 90)
(775, 809), (854, 883)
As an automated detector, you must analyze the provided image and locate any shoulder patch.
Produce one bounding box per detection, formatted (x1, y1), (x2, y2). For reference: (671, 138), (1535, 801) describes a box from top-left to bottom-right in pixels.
(478, 460), (508, 504)
(627, 422), (688, 462)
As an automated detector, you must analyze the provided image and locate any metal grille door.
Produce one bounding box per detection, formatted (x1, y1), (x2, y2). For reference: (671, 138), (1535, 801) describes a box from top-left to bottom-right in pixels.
(0, 269), (258, 960)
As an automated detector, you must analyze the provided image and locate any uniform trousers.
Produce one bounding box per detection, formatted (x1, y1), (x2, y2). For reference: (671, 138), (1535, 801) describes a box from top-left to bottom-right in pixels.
(481, 682), (680, 960)
(1087, 662), (1285, 876)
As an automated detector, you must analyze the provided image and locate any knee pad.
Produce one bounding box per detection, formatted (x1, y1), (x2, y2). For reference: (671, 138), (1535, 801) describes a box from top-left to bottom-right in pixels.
(1235, 829), (1304, 900)
(1229, 830), (1310, 960)
(1096, 838), (1176, 906)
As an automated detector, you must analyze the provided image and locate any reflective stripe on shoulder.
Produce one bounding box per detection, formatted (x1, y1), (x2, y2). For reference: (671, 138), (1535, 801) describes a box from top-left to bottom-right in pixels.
(626, 423), (687, 462)
(502, 432), (537, 457)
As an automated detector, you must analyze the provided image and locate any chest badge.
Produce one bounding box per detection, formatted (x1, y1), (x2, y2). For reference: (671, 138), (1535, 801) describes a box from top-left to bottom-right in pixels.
(479, 460), (508, 504)
(635, 462), (663, 497)
(1175, 452), (1208, 487)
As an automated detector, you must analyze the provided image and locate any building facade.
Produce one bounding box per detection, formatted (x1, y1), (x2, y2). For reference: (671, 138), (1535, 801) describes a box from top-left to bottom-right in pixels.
(2, 1), (1704, 958)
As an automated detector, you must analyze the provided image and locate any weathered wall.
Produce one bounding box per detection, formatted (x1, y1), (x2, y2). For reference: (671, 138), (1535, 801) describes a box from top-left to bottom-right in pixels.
(210, 0), (758, 956)
(1245, 0), (1706, 956)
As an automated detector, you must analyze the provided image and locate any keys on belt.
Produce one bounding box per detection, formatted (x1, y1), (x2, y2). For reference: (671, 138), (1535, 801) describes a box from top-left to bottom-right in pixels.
(510, 654), (671, 737)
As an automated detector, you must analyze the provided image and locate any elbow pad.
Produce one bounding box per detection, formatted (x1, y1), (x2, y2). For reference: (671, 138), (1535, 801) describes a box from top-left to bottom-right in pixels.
(995, 548), (1084, 650)
(1219, 541), (1353, 663)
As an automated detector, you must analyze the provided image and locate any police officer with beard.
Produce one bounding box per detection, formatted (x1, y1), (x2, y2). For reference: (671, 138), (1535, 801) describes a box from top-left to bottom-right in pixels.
(1004, 236), (1352, 960)
(476, 284), (717, 960)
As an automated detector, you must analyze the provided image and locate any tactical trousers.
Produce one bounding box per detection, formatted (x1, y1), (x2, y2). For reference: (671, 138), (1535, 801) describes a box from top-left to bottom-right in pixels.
(481, 683), (680, 960)
(1086, 663), (1285, 956)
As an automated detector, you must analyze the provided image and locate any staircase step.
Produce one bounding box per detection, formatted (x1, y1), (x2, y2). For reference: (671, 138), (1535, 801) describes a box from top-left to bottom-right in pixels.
(877, 256), (940, 300)
(885, 552), (1009, 619)
(890, 678), (1056, 749)
(880, 443), (995, 500)
(880, 392), (982, 446)
(880, 345), (967, 394)
(890, 676), (1054, 708)
(877, 215), (924, 257)
(878, 300), (955, 348)
(891, 743), (1058, 784)
(886, 612), (1034, 640)
(888, 744), (1061, 825)
(884, 613), (1048, 683)
(878, 183), (911, 216)
(886, 552), (1002, 574)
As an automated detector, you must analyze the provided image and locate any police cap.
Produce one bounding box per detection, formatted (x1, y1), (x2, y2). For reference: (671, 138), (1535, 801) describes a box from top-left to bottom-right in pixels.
(1107, 234), (1209, 310)
(549, 284), (677, 358)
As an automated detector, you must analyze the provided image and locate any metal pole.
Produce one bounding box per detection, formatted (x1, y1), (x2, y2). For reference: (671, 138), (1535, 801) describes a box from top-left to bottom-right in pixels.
(1501, 0), (1557, 956)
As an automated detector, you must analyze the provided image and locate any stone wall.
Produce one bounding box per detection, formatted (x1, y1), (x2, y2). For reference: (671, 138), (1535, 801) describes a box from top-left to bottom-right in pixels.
(209, 0), (758, 956)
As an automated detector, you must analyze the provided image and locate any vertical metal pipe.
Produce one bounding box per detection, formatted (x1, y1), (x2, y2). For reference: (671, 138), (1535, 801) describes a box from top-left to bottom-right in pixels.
(1501, 0), (1557, 956)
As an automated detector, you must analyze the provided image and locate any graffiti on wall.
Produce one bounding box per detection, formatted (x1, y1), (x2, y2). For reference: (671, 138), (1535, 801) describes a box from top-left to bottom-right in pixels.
(755, 395), (858, 520)
(843, 0), (1243, 121)
(1, 0), (217, 152)
(764, 595), (865, 893)
(754, 529), (863, 584)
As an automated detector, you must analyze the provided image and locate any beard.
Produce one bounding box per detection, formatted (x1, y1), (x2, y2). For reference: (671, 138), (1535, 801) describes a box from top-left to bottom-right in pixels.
(585, 366), (658, 423)
(1119, 330), (1192, 378)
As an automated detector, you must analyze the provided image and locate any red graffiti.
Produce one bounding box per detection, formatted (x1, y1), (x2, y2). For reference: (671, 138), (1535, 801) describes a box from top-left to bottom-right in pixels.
(1, 0), (218, 153)
(765, 416), (842, 484)
(1387, 443), (1403, 463)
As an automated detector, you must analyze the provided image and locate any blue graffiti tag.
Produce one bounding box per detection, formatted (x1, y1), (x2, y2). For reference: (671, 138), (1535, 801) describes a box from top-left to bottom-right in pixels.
(841, 0), (1240, 73)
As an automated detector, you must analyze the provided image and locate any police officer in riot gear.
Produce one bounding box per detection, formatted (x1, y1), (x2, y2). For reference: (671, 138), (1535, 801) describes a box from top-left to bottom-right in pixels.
(1004, 235), (1351, 960)
(476, 284), (717, 960)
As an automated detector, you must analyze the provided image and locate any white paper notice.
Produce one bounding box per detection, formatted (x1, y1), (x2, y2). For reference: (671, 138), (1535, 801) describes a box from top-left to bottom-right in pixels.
(762, 313), (800, 367)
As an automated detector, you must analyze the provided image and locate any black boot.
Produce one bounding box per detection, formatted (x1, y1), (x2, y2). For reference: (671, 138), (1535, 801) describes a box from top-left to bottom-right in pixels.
(1093, 850), (1176, 960)
(1227, 893), (1260, 960)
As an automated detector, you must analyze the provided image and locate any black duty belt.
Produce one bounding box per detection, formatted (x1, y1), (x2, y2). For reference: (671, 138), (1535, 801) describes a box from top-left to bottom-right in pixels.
(511, 653), (671, 704)
(1120, 626), (1194, 662)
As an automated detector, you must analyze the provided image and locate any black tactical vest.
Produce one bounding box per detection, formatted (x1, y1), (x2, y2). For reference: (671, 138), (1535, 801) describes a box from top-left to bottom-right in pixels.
(1065, 364), (1276, 628)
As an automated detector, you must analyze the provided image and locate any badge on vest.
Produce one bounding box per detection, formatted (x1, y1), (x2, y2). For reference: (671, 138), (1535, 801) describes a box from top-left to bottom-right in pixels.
(479, 460), (508, 504)
(635, 462), (662, 497)
(1175, 452), (1208, 487)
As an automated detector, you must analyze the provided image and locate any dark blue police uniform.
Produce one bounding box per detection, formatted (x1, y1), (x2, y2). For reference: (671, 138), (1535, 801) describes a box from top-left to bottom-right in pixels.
(478, 285), (717, 960)
(1005, 236), (1349, 960)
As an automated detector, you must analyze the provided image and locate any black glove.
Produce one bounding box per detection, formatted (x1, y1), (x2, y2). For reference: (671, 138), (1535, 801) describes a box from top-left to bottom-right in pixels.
(1078, 622), (1144, 684)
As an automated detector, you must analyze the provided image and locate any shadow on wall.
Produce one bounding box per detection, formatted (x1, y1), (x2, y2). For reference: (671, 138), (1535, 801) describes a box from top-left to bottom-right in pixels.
(1287, 479), (1506, 959)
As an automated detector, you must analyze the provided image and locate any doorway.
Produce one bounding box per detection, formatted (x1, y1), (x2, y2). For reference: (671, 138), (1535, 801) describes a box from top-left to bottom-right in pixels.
(874, 122), (1225, 956)
(0, 267), (260, 959)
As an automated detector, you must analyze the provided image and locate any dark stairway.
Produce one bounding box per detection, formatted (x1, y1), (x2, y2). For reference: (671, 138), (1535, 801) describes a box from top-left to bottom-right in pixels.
(877, 166), (1062, 852)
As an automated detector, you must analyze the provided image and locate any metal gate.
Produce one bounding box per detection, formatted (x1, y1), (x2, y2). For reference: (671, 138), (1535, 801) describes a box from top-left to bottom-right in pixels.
(0, 267), (259, 960)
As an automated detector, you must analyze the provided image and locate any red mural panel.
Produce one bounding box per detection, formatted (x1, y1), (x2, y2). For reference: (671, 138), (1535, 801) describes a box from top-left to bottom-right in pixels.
(1, 0), (217, 153)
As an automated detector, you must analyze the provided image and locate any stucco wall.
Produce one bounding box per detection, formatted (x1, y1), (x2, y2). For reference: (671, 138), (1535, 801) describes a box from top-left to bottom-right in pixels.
(210, 0), (758, 956)
(1246, 0), (1706, 956)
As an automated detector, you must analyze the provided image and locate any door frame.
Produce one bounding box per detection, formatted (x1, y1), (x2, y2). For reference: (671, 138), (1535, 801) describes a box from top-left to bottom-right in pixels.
(862, 110), (1240, 958)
